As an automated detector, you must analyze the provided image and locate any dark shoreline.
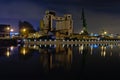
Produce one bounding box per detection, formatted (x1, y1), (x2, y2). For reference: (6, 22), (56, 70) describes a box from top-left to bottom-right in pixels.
(0, 39), (18, 47)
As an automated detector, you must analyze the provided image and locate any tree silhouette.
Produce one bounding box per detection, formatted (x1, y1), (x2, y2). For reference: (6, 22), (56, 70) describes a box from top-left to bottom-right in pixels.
(19, 20), (36, 37)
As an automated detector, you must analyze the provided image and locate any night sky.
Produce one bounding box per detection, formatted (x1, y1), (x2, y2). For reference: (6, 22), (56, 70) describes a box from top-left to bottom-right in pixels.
(0, 0), (120, 34)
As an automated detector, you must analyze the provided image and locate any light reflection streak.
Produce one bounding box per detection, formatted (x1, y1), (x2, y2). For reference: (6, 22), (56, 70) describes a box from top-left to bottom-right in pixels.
(20, 47), (28, 55)
(34, 45), (36, 49)
(90, 45), (93, 55)
(110, 44), (113, 56)
(10, 46), (14, 51)
(38, 44), (73, 71)
(18, 43), (120, 73)
(23, 48), (26, 55)
(79, 44), (84, 54)
(6, 48), (10, 57)
(101, 46), (106, 57)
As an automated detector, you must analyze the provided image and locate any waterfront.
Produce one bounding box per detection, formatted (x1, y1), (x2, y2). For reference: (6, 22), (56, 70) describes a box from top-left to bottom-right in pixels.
(0, 43), (120, 79)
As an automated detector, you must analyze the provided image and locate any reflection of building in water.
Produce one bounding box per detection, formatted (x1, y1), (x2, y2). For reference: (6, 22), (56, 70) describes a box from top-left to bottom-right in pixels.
(110, 44), (113, 56)
(0, 46), (15, 57)
(90, 45), (93, 55)
(39, 44), (72, 71)
(18, 46), (36, 60)
(79, 44), (84, 54)
(6, 47), (10, 57)
(101, 46), (106, 57)
(20, 47), (29, 55)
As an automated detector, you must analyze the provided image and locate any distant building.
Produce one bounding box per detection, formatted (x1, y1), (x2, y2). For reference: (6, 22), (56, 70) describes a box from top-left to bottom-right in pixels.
(0, 24), (11, 38)
(41, 10), (73, 37)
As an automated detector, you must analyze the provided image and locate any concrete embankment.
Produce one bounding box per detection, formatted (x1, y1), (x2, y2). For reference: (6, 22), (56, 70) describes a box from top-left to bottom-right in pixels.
(24, 40), (120, 45)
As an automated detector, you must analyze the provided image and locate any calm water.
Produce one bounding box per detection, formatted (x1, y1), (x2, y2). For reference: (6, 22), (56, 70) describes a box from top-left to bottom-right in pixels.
(0, 43), (120, 80)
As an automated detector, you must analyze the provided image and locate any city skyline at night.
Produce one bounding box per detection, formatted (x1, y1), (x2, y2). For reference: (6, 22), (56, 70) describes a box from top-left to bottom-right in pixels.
(0, 0), (120, 34)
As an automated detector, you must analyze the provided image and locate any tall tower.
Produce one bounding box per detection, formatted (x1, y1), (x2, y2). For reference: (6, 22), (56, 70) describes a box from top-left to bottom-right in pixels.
(81, 8), (88, 35)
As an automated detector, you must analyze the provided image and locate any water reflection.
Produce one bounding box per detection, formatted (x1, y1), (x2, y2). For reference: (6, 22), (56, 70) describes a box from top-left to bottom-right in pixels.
(0, 43), (120, 79)
(20, 44), (119, 69)
(0, 46), (15, 57)
(39, 44), (73, 71)
(6, 47), (10, 57)
(0, 44), (118, 61)
(79, 44), (84, 54)
(101, 46), (106, 57)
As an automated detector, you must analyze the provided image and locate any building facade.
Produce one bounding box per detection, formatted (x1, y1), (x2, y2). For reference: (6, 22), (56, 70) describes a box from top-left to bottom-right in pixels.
(42, 10), (73, 36)
(0, 24), (11, 38)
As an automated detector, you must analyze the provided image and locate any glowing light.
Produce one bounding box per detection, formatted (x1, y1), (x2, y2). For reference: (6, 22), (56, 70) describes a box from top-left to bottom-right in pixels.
(22, 48), (26, 55)
(21, 47), (28, 55)
(93, 44), (98, 48)
(7, 27), (10, 30)
(79, 45), (84, 54)
(45, 44), (46, 47)
(101, 46), (106, 57)
(10, 29), (14, 32)
(80, 30), (84, 34)
(104, 31), (107, 34)
(6, 51), (10, 57)
(39, 45), (41, 47)
(10, 46), (14, 51)
(90, 45), (93, 55)
(62, 44), (65, 47)
(6, 48), (10, 57)
(23, 28), (26, 32)
(34, 45), (36, 48)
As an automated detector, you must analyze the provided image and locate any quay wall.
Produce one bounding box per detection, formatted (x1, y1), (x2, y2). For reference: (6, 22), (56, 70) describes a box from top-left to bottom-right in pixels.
(24, 40), (120, 45)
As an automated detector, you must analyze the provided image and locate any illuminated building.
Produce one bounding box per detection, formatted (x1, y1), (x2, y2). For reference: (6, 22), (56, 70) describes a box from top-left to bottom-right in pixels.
(41, 10), (73, 37)
(0, 24), (11, 38)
